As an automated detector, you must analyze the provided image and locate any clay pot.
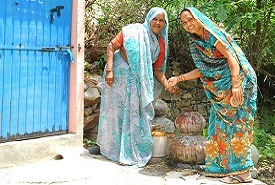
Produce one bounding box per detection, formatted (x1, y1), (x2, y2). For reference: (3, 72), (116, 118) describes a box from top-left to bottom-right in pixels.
(169, 111), (207, 164)
(166, 133), (176, 155)
(169, 135), (206, 164)
(175, 111), (207, 135)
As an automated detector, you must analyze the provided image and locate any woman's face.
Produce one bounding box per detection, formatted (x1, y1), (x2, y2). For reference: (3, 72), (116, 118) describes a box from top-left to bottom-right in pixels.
(150, 13), (166, 35)
(180, 10), (203, 35)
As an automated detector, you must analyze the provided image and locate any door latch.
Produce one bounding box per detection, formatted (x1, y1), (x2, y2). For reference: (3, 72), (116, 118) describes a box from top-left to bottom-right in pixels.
(49, 6), (64, 23)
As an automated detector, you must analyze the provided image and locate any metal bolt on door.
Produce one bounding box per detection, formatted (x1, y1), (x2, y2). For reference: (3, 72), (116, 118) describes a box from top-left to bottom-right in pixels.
(0, 0), (73, 142)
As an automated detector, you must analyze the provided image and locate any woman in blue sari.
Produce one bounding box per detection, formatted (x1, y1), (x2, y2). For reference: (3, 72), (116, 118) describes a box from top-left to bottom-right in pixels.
(168, 7), (257, 184)
(97, 7), (177, 167)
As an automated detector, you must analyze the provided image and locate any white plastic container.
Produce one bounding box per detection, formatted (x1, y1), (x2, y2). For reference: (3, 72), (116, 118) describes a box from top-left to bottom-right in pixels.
(152, 131), (167, 157)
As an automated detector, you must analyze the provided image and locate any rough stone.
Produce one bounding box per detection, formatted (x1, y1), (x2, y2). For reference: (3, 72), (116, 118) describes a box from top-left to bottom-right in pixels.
(154, 99), (170, 116)
(152, 116), (176, 133)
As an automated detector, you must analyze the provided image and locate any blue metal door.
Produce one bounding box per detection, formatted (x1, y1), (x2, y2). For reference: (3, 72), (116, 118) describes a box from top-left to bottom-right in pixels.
(0, 0), (73, 142)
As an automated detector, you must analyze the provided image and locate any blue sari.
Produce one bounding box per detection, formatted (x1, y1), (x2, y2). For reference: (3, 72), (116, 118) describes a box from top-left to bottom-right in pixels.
(186, 7), (257, 177)
(97, 7), (169, 167)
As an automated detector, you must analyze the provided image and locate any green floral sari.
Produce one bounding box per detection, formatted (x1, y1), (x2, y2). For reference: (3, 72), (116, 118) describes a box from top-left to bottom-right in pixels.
(186, 7), (257, 177)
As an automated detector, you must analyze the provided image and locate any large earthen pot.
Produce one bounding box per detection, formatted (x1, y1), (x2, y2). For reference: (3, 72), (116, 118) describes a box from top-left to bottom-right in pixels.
(169, 135), (206, 164)
(169, 111), (207, 164)
(174, 111), (207, 135)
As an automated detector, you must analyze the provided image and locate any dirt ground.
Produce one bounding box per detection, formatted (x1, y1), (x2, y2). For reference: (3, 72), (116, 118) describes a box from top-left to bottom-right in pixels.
(256, 159), (275, 185)
(145, 157), (275, 185)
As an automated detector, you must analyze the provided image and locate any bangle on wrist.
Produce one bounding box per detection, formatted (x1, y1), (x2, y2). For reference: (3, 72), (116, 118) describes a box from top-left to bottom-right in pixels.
(232, 79), (241, 86)
(231, 74), (239, 77)
(177, 74), (186, 82)
(106, 68), (113, 72)
(232, 85), (241, 89)
(232, 74), (242, 85)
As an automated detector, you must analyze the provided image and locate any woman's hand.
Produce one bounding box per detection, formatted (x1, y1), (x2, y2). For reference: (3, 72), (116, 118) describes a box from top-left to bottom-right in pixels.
(231, 86), (244, 106)
(230, 74), (244, 106)
(105, 71), (114, 87)
(167, 76), (179, 87)
(165, 82), (179, 95)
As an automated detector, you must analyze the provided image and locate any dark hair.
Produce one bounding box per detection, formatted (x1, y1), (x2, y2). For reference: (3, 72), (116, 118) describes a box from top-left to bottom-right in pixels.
(177, 8), (200, 39)
(177, 8), (191, 19)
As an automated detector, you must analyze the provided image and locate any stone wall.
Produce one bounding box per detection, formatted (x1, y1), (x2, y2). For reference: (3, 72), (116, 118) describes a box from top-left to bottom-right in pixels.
(160, 78), (210, 123)
(83, 74), (211, 140)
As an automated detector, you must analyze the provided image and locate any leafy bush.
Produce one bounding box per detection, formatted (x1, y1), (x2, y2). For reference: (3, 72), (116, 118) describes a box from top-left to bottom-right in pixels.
(259, 109), (275, 135)
(83, 137), (97, 149)
(253, 122), (275, 160)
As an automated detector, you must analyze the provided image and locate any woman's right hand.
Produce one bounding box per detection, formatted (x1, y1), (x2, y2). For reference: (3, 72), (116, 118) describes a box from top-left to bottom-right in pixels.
(105, 71), (114, 87)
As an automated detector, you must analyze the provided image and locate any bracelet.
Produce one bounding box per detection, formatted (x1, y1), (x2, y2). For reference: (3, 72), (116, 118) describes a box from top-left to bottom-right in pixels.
(177, 74), (186, 82)
(231, 74), (240, 77)
(106, 68), (113, 72)
(232, 78), (242, 88)
(232, 85), (241, 89)
(232, 74), (242, 86)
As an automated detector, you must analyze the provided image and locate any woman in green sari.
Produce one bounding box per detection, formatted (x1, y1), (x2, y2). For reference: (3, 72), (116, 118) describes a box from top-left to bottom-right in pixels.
(168, 7), (257, 184)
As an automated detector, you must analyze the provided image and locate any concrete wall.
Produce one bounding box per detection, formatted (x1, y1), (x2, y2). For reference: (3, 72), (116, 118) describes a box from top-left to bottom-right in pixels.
(0, 0), (85, 168)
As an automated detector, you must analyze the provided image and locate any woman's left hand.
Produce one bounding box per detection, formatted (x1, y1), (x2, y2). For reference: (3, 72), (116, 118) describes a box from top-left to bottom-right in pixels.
(167, 77), (178, 87)
(231, 86), (244, 105)
(165, 84), (180, 95)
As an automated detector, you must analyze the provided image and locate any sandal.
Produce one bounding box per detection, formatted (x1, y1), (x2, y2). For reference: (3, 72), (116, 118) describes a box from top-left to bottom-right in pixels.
(220, 175), (253, 184)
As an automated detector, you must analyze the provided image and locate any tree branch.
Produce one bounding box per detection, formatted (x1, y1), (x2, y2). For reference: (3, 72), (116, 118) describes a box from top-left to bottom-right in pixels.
(258, 8), (273, 60)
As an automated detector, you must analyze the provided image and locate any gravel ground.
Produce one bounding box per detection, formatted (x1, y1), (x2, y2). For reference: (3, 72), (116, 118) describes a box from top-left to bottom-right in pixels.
(256, 160), (275, 185)
(146, 157), (275, 185)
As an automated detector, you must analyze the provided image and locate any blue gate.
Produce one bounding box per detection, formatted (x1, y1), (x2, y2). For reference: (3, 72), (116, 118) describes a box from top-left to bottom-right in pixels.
(0, 0), (73, 142)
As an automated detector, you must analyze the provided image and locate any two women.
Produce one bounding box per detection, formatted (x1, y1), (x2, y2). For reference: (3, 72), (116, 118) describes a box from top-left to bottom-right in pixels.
(97, 6), (258, 183)
(168, 7), (257, 184)
(97, 7), (177, 167)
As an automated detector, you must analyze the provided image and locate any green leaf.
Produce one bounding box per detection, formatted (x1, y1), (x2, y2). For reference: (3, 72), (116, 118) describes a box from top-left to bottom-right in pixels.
(217, 5), (228, 22)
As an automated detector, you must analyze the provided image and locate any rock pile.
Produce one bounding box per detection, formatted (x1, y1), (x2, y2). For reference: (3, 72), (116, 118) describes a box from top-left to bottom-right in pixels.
(83, 75), (102, 140)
